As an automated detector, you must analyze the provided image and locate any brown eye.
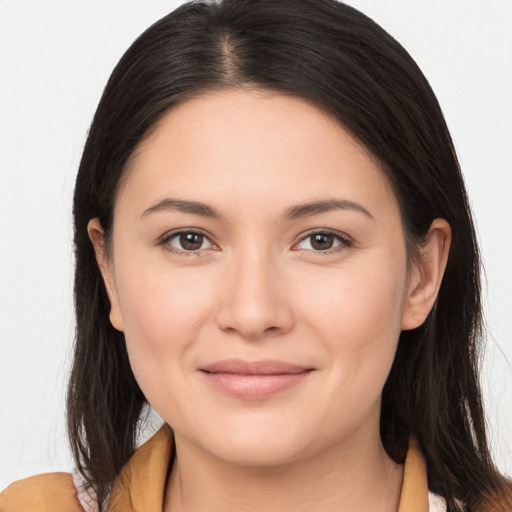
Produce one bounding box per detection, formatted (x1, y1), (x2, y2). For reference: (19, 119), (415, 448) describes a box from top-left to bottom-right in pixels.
(310, 233), (334, 250)
(180, 232), (204, 250)
(295, 231), (351, 252)
(164, 230), (215, 253)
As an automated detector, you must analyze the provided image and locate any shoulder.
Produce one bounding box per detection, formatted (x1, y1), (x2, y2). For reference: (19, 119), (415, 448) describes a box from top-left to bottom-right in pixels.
(0, 472), (84, 512)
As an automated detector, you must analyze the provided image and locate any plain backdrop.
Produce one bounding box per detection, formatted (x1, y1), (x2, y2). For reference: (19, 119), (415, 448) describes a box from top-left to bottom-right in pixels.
(1, 0), (511, 489)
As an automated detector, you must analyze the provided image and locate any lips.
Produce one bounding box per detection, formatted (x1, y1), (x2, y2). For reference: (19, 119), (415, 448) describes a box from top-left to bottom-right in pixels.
(201, 359), (311, 375)
(199, 359), (314, 399)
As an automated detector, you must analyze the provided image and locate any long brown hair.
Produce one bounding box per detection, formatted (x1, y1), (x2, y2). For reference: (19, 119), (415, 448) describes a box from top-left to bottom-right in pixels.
(68, 1), (512, 510)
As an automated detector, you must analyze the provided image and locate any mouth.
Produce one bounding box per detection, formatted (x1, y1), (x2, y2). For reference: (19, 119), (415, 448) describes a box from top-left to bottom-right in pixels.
(199, 359), (314, 400)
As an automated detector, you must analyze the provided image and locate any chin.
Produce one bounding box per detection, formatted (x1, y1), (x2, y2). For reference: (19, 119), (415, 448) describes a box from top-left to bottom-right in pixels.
(176, 410), (336, 468)
(206, 436), (309, 467)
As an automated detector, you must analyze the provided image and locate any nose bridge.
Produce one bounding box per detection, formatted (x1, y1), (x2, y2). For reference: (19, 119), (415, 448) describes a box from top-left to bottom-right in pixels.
(216, 243), (293, 339)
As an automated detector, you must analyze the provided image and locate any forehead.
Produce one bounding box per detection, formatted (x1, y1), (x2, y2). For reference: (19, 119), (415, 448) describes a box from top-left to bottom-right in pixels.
(116, 89), (397, 220)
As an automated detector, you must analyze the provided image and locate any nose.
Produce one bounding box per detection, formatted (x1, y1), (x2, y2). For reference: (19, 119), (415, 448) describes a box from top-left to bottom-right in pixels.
(215, 248), (295, 341)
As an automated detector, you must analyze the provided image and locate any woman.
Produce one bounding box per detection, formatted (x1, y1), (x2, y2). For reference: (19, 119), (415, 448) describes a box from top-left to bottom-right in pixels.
(1, 0), (511, 510)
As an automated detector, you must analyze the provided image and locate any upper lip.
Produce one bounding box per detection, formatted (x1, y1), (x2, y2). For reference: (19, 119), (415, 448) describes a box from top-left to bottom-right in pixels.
(200, 359), (313, 375)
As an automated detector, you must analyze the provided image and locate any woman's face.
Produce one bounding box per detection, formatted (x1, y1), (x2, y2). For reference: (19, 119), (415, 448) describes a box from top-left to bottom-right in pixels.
(92, 89), (440, 466)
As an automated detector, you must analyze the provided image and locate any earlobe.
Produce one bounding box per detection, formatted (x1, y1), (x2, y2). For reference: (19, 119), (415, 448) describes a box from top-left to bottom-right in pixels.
(401, 218), (452, 331)
(87, 218), (125, 332)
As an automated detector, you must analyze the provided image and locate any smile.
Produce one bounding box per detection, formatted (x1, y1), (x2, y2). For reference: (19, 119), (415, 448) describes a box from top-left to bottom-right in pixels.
(199, 359), (314, 400)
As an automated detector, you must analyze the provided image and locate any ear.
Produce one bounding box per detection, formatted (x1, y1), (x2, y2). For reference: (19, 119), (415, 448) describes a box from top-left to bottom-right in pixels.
(401, 218), (452, 331)
(87, 218), (124, 332)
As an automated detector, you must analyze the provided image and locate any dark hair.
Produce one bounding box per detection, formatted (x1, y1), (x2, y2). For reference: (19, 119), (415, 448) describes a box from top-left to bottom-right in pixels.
(68, 0), (512, 510)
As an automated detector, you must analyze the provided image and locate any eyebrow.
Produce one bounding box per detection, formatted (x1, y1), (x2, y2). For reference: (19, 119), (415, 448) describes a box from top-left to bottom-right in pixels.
(141, 197), (373, 221)
(141, 198), (223, 219)
(284, 199), (374, 220)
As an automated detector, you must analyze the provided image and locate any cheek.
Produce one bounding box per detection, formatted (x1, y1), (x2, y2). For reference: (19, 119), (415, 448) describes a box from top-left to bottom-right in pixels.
(296, 257), (406, 383)
(121, 272), (208, 340)
(114, 260), (215, 391)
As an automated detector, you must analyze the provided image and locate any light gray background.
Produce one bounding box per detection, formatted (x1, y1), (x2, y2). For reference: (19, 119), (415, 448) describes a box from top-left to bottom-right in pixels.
(1, 0), (511, 489)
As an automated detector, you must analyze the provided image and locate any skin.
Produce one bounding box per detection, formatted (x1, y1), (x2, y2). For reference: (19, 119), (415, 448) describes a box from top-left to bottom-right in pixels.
(89, 89), (451, 512)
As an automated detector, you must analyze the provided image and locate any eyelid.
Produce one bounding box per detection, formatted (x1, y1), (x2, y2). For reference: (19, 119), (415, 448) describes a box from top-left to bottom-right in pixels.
(158, 227), (352, 255)
(159, 228), (219, 254)
(292, 228), (353, 253)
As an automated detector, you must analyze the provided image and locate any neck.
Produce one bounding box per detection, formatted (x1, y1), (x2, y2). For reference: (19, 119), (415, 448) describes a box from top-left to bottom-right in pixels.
(164, 429), (403, 512)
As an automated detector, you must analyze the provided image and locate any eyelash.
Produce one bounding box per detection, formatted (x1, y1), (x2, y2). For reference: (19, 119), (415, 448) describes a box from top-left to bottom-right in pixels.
(159, 229), (353, 256)
(160, 229), (216, 256)
(293, 229), (353, 255)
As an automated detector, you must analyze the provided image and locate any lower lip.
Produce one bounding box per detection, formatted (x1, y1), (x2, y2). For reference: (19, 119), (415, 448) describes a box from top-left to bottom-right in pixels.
(200, 371), (313, 400)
